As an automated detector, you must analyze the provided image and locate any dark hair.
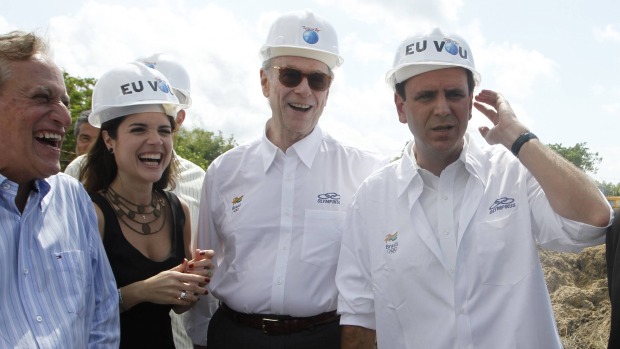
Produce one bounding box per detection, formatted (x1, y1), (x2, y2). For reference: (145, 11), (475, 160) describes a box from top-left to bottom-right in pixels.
(0, 31), (49, 89)
(395, 68), (475, 100)
(74, 110), (92, 137)
(81, 114), (179, 194)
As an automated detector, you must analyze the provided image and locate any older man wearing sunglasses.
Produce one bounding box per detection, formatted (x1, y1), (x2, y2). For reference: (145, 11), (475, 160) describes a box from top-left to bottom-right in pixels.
(184, 9), (388, 349)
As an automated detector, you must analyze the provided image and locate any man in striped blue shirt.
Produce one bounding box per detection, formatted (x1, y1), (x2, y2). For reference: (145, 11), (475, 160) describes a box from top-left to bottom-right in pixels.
(0, 31), (120, 348)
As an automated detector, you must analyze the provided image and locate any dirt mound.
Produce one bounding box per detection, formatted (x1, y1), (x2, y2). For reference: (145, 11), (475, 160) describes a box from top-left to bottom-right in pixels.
(541, 245), (610, 349)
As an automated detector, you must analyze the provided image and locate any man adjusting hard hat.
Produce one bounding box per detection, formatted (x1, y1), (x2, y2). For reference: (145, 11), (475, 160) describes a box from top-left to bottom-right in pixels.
(184, 9), (387, 349)
(336, 27), (612, 349)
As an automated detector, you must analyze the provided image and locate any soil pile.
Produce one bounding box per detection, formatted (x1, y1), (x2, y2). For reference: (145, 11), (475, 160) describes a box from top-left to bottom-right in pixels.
(541, 245), (610, 349)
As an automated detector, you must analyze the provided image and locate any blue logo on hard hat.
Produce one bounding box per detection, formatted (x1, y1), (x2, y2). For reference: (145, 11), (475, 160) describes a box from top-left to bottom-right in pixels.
(156, 78), (171, 93)
(302, 26), (320, 44)
(444, 41), (459, 55)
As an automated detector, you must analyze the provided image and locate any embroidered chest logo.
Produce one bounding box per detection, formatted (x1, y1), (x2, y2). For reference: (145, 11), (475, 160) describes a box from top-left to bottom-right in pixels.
(317, 192), (341, 204)
(489, 197), (516, 214)
(384, 231), (399, 254)
(232, 195), (244, 213)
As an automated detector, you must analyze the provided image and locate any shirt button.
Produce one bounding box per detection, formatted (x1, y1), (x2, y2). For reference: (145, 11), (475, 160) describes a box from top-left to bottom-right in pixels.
(23, 268), (29, 275)
(442, 195), (448, 201)
(443, 231), (450, 235)
(459, 307), (465, 314)
(36, 316), (43, 322)
(277, 280), (282, 285)
(2, 183), (9, 190)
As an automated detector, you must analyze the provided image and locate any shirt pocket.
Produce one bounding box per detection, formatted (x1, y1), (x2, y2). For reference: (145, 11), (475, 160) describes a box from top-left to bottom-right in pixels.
(302, 210), (346, 266)
(473, 213), (536, 286)
(52, 250), (87, 316)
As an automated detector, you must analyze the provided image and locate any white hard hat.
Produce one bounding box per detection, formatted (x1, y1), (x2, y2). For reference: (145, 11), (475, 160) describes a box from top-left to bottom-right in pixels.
(259, 9), (344, 69)
(89, 61), (181, 128)
(386, 28), (481, 90)
(137, 52), (192, 108)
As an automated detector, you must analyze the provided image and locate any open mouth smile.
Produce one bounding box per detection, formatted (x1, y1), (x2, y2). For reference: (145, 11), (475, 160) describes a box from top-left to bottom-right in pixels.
(138, 152), (162, 165)
(34, 131), (62, 149)
(289, 103), (312, 112)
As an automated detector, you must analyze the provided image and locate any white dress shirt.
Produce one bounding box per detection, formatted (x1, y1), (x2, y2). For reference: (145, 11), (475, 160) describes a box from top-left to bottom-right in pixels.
(185, 125), (387, 344)
(336, 134), (612, 349)
(63, 153), (84, 179)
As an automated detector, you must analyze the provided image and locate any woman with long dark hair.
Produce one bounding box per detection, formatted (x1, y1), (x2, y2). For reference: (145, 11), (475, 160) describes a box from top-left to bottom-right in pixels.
(82, 62), (211, 348)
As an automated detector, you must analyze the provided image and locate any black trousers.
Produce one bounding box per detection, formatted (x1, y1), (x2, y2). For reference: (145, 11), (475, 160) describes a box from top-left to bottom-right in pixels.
(207, 306), (341, 349)
(607, 208), (620, 349)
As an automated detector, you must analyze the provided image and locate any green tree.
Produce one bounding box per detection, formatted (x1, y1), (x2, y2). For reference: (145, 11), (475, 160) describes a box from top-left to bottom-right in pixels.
(598, 181), (620, 196)
(61, 72), (96, 168)
(174, 128), (237, 170)
(547, 142), (602, 174)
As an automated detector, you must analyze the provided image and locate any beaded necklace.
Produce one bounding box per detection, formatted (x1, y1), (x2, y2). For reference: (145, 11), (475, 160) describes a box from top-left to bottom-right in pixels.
(104, 186), (167, 235)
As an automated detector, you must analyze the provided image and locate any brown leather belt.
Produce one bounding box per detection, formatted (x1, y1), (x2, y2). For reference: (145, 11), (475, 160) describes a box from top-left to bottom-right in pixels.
(220, 303), (340, 335)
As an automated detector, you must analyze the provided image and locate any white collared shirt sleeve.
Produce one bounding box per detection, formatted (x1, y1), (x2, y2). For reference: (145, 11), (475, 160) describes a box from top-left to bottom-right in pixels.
(336, 191), (377, 330)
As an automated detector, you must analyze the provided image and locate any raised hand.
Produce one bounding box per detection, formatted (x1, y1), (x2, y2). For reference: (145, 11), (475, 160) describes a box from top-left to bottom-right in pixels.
(473, 89), (528, 149)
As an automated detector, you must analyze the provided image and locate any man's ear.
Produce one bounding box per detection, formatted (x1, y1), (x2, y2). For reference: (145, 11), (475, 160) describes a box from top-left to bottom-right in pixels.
(468, 94), (474, 120)
(260, 68), (270, 97)
(395, 93), (407, 124)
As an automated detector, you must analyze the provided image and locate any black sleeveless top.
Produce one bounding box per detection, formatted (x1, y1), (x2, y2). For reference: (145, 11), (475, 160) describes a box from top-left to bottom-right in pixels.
(91, 190), (186, 349)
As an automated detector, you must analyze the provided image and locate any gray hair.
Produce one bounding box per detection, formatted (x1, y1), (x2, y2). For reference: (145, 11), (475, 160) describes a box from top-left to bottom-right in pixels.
(74, 110), (92, 137)
(0, 31), (49, 89)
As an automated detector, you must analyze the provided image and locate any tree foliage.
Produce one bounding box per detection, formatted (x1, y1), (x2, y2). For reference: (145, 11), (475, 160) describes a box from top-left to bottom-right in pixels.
(174, 128), (237, 170)
(547, 142), (602, 174)
(61, 71), (95, 168)
(599, 181), (620, 196)
(547, 142), (620, 197)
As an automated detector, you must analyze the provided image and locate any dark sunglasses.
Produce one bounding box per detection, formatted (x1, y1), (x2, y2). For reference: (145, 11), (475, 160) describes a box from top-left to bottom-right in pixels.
(272, 66), (332, 92)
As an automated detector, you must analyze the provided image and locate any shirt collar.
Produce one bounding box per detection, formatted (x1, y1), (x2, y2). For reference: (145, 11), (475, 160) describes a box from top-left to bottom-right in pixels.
(0, 173), (46, 193)
(0, 173), (51, 209)
(395, 133), (488, 198)
(461, 133), (489, 187)
(260, 125), (323, 172)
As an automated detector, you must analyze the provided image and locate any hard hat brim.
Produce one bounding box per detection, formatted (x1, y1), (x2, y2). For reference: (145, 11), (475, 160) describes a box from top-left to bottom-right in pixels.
(386, 63), (481, 91)
(173, 88), (192, 109)
(260, 46), (344, 69)
(89, 103), (178, 128)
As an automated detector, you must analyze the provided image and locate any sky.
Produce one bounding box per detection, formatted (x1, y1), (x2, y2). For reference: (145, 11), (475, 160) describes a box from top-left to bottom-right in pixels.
(3, 0), (620, 184)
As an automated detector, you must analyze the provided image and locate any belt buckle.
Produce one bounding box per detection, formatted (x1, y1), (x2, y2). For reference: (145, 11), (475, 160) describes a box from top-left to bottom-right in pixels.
(262, 317), (280, 334)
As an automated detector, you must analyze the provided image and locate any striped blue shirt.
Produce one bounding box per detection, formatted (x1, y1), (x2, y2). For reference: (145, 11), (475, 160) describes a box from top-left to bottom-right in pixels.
(0, 173), (120, 348)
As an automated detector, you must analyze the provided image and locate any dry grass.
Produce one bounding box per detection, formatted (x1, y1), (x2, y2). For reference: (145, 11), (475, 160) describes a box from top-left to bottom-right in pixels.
(541, 246), (611, 349)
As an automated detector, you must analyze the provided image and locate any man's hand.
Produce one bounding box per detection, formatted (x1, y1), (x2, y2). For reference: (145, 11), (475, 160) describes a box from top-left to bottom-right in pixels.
(474, 89), (528, 149)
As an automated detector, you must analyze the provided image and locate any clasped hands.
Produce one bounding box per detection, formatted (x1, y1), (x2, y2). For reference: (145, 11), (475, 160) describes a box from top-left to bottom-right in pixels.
(140, 249), (215, 307)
